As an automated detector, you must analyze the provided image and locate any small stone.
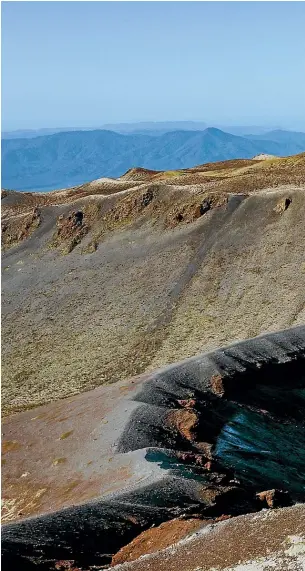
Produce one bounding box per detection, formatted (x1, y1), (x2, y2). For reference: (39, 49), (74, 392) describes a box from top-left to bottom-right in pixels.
(55, 561), (75, 570)
(256, 488), (292, 508)
(274, 197), (292, 214)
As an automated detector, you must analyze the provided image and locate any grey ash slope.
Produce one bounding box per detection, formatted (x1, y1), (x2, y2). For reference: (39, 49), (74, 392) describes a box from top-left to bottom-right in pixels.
(2, 152), (305, 415)
(2, 127), (305, 190)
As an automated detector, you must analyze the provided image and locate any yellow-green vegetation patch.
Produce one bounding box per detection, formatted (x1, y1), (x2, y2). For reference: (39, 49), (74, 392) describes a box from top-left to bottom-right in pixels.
(81, 239), (98, 254)
(163, 170), (185, 178)
(2, 440), (21, 454)
(59, 430), (74, 440)
(63, 481), (80, 496)
(52, 457), (66, 466)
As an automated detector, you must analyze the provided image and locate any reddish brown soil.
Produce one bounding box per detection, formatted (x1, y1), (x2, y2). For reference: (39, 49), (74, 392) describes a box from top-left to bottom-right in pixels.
(110, 505), (305, 571)
(111, 517), (210, 566)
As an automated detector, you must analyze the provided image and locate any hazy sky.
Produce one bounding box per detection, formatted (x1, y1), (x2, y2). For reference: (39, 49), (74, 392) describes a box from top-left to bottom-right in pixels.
(2, 1), (305, 131)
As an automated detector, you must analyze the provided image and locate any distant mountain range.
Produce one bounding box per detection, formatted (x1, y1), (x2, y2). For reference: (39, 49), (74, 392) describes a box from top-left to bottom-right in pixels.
(2, 121), (280, 140)
(101, 122), (280, 137)
(2, 127), (305, 191)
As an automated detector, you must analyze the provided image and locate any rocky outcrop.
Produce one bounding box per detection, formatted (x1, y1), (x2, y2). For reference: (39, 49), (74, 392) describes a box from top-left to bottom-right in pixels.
(51, 210), (88, 253)
(1, 207), (40, 249)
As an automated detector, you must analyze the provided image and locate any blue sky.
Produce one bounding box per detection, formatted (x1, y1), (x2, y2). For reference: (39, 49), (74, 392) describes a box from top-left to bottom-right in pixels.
(2, 1), (305, 130)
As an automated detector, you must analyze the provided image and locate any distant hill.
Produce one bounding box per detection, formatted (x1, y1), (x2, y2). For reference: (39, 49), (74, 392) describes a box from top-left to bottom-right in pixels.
(102, 120), (208, 134)
(2, 122), (209, 139)
(2, 127), (305, 191)
(1, 126), (97, 140)
(103, 122), (279, 137)
(244, 129), (305, 152)
(1, 122), (277, 139)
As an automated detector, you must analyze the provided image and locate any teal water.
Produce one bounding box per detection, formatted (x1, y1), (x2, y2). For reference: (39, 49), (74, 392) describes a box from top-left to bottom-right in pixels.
(145, 449), (208, 483)
(215, 408), (305, 499)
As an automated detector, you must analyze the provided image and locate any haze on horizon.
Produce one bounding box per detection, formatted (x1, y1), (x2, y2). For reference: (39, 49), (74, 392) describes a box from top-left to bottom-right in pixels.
(1, 1), (305, 132)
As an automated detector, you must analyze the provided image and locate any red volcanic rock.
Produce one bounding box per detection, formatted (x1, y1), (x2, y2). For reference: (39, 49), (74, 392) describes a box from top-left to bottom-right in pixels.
(177, 398), (196, 409)
(175, 453), (218, 472)
(55, 561), (78, 571)
(256, 489), (292, 508)
(195, 441), (213, 459)
(176, 452), (208, 466)
(204, 460), (213, 471)
(210, 374), (225, 397)
(167, 409), (199, 442)
(215, 514), (232, 522)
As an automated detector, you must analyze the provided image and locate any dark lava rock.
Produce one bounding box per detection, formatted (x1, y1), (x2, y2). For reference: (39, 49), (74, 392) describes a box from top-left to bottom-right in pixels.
(141, 189), (154, 207)
(200, 200), (211, 215)
(74, 211), (84, 226)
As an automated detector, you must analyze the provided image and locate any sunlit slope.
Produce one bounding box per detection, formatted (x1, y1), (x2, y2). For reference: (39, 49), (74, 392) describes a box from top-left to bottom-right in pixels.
(2, 153), (305, 414)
